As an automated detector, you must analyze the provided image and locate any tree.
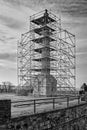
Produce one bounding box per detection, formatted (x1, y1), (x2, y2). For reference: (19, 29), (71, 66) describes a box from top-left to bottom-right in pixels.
(2, 81), (14, 92)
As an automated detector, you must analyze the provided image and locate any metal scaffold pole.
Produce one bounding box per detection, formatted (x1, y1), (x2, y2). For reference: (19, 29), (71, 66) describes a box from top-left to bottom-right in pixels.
(17, 9), (76, 96)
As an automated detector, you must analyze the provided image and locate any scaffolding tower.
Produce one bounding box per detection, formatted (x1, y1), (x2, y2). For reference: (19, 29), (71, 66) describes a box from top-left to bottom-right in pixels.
(18, 9), (76, 96)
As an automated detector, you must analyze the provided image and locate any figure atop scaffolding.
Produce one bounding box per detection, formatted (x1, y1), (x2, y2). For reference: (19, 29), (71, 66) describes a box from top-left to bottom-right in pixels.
(18, 9), (76, 96)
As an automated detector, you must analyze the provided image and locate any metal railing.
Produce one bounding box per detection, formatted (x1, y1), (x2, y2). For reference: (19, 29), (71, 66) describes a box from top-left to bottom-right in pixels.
(12, 96), (82, 114)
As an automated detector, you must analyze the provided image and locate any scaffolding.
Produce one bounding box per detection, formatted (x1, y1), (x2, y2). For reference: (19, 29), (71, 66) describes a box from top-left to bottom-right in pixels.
(18, 9), (76, 96)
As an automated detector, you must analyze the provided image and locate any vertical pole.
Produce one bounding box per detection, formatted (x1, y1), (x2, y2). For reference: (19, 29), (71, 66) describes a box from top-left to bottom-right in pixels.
(78, 96), (80, 104)
(74, 36), (76, 93)
(34, 100), (36, 113)
(67, 97), (69, 107)
(53, 98), (55, 109)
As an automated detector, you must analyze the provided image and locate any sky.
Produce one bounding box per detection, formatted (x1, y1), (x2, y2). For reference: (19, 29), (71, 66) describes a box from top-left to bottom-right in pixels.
(0, 0), (87, 89)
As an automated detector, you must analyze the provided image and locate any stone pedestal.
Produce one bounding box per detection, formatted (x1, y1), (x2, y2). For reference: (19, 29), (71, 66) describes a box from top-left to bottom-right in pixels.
(34, 74), (57, 96)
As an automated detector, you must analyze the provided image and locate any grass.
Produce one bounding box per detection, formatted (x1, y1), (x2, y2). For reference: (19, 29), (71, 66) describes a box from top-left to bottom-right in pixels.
(0, 93), (81, 118)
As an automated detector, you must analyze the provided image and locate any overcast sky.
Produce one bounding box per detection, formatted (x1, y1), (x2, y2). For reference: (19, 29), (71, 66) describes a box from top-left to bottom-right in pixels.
(0, 0), (87, 89)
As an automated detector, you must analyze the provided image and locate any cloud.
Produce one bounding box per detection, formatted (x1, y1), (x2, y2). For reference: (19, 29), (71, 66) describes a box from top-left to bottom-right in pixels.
(0, 61), (17, 84)
(77, 46), (87, 55)
(0, 38), (6, 43)
(0, 0), (87, 87)
(62, 0), (87, 17)
(45, 0), (87, 17)
(3, 0), (87, 18)
(0, 1), (27, 32)
(0, 15), (25, 30)
(0, 32), (16, 44)
(0, 52), (16, 62)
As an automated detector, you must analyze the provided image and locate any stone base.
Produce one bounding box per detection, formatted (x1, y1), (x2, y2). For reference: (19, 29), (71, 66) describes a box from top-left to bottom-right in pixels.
(33, 74), (57, 96)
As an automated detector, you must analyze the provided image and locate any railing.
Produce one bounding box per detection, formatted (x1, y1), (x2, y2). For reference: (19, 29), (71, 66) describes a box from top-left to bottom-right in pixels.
(12, 96), (82, 114)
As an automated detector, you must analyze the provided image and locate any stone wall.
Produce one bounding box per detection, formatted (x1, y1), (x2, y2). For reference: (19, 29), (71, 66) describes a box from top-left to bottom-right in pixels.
(7, 102), (87, 130)
(0, 100), (11, 125)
